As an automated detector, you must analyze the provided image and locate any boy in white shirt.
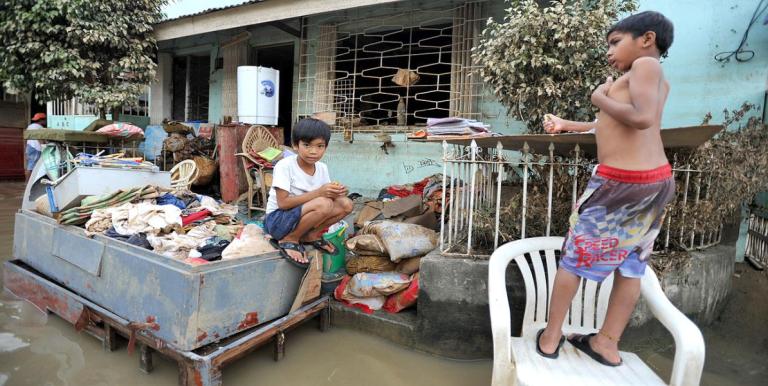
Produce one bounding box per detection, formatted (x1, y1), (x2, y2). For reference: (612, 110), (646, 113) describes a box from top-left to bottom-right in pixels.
(265, 118), (353, 267)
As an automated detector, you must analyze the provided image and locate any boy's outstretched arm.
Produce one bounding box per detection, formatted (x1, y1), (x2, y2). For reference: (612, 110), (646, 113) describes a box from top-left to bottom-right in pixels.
(543, 114), (596, 134)
(591, 57), (663, 130)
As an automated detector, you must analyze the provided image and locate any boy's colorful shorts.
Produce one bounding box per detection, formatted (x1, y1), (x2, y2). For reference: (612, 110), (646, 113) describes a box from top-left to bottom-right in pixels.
(559, 164), (675, 282)
(265, 205), (303, 240)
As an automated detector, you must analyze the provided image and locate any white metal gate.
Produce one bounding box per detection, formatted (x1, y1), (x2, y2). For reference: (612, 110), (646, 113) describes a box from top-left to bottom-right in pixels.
(745, 210), (768, 269)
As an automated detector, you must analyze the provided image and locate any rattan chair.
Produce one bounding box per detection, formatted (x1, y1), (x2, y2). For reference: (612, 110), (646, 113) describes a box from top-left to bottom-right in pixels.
(235, 125), (279, 217)
(170, 159), (199, 191)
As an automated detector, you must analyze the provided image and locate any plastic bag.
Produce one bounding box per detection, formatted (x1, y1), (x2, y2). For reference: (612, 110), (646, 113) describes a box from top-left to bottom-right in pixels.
(345, 234), (387, 256)
(362, 221), (438, 262)
(221, 224), (276, 260)
(334, 275), (385, 312)
(348, 272), (411, 297)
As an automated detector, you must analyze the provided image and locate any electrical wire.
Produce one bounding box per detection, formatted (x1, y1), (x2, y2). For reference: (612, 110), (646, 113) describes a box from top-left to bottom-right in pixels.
(714, 0), (768, 63)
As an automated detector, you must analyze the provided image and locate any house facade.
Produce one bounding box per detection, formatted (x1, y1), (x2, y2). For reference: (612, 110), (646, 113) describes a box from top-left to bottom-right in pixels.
(148, 0), (767, 196)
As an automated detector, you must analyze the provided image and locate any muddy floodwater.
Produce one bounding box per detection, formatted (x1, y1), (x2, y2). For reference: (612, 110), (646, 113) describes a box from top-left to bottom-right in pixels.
(0, 181), (765, 385)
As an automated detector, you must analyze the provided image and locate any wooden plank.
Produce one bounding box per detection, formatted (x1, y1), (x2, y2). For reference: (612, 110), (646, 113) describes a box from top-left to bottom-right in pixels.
(290, 249), (322, 313)
(139, 344), (154, 374)
(211, 299), (328, 367)
(438, 125), (723, 157)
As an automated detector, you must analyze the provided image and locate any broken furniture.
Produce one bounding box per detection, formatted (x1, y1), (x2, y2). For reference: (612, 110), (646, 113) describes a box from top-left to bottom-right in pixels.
(488, 237), (705, 386)
(170, 159), (199, 190)
(236, 125), (279, 217)
(21, 129), (145, 213)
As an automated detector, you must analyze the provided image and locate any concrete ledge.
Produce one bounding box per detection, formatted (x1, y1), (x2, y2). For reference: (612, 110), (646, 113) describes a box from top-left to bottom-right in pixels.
(331, 244), (735, 359)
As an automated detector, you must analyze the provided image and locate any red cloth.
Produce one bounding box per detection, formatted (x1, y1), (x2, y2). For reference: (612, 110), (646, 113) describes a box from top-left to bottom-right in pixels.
(386, 178), (430, 198)
(181, 209), (212, 226)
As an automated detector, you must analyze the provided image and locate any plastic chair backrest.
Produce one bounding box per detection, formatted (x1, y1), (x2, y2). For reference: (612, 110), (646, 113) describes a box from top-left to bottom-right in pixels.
(506, 236), (615, 336)
(170, 159), (198, 188)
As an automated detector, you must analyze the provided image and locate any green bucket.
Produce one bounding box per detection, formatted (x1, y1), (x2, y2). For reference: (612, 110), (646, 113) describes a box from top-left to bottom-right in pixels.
(322, 221), (348, 273)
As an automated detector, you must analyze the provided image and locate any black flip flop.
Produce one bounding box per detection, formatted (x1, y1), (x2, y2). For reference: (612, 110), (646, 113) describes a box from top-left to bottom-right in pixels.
(303, 238), (337, 255)
(567, 333), (623, 367)
(270, 239), (309, 269)
(535, 328), (565, 359)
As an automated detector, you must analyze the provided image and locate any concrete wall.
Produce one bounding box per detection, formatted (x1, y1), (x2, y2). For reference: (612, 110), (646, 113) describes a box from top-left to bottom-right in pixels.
(149, 52), (173, 125)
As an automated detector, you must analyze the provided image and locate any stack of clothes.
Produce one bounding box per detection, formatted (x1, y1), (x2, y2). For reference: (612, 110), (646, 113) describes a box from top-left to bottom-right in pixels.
(48, 185), (275, 265)
(355, 174), (445, 231)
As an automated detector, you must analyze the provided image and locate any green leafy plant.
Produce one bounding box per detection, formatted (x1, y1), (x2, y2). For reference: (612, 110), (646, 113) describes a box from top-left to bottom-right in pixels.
(0, 1), (166, 119)
(473, 0), (636, 133)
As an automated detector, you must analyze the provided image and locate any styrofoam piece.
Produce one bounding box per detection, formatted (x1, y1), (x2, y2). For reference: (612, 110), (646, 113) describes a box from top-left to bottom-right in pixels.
(52, 167), (171, 212)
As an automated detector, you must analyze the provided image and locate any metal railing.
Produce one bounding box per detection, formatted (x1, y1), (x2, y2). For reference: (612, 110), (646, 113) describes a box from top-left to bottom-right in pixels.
(439, 140), (723, 257)
(745, 209), (768, 269)
(47, 95), (149, 117)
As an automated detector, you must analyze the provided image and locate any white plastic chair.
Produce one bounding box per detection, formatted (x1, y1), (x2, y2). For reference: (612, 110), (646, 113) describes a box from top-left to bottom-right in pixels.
(170, 159), (199, 190)
(488, 237), (705, 386)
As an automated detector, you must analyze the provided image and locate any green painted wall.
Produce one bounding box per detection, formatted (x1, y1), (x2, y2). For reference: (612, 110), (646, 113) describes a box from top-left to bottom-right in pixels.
(642, 0), (768, 126)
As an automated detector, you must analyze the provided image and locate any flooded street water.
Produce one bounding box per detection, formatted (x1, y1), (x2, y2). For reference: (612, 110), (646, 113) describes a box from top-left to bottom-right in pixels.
(0, 181), (764, 385)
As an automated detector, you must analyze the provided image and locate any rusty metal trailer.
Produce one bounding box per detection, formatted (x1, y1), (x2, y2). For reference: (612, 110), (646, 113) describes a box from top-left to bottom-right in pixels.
(5, 209), (330, 385)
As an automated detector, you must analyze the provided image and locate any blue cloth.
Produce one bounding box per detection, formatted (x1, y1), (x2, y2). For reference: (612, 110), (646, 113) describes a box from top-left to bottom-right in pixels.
(25, 144), (41, 171)
(157, 193), (187, 209)
(264, 205), (303, 240)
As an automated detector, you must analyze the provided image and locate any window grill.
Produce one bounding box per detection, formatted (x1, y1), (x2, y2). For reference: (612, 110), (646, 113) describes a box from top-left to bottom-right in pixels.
(297, 1), (487, 134)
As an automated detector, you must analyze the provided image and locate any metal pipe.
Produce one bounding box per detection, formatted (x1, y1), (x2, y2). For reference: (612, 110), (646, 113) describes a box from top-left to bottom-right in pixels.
(440, 141), (449, 252)
(467, 140), (478, 254)
(679, 166), (690, 244)
(494, 141), (503, 249)
(546, 143), (554, 236)
(521, 142), (529, 239)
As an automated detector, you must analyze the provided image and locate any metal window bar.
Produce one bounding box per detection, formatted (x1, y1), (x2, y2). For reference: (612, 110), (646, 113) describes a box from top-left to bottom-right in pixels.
(48, 95), (149, 118)
(440, 140), (724, 257)
(296, 1), (487, 134)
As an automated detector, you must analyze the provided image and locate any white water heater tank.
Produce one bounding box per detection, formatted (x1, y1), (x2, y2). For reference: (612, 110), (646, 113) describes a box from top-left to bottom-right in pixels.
(237, 66), (279, 125)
